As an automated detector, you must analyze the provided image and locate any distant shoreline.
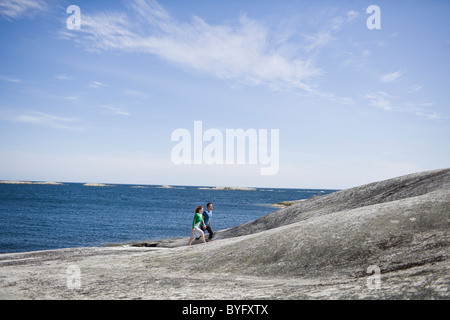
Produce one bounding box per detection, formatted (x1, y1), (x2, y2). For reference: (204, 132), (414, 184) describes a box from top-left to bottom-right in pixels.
(0, 181), (337, 191)
(0, 180), (64, 185)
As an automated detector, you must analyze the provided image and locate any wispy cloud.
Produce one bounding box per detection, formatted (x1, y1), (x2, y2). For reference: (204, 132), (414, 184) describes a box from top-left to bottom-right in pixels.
(0, 74), (22, 83)
(380, 71), (403, 83)
(363, 92), (444, 120)
(3, 111), (87, 131)
(66, 0), (357, 102)
(412, 108), (443, 120)
(123, 89), (151, 99)
(64, 96), (79, 101)
(364, 91), (395, 111)
(303, 9), (360, 54)
(54, 74), (73, 80)
(404, 102), (444, 120)
(89, 81), (107, 88)
(304, 31), (335, 54)
(408, 84), (423, 93)
(98, 105), (131, 117)
(0, 0), (47, 20)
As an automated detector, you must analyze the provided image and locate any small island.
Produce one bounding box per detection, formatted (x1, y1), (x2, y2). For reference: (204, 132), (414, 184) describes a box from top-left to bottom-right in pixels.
(83, 183), (115, 187)
(272, 200), (298, 208)
(199, 186), (258, 191)
(0, 181), (64, 185)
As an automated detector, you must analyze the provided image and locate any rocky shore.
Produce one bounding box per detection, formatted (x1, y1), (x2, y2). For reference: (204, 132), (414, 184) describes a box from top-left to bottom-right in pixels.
(0, 168), (449, 299)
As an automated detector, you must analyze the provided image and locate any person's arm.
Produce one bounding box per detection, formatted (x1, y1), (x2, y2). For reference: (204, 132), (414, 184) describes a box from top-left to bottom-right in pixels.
(202, 218), (206, 229)
(200, 212), (206, 229)
(192, 214), (198, 229)
(205, 211), (211, 226)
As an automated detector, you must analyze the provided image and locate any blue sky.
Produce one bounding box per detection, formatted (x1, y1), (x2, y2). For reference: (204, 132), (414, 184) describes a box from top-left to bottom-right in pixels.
(0, 0), (449, 189)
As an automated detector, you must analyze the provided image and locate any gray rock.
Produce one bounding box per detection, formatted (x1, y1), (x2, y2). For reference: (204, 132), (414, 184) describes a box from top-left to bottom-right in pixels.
(0, 168), (448, 299)
(217, 168), (450, 239)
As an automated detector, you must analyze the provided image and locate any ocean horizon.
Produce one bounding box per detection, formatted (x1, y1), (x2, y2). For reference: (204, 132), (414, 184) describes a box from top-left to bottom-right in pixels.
(0, 181), (338, 254)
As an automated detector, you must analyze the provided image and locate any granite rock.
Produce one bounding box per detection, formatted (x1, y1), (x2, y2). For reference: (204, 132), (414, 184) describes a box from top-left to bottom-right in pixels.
(1, 168), (448, 299)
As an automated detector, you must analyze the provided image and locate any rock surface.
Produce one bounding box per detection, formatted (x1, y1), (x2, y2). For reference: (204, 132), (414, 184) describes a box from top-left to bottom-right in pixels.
(0, 168), (449, 299)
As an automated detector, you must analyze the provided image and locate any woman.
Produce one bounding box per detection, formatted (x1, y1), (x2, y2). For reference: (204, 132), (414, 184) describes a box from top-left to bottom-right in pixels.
(188, 205), (207, 245)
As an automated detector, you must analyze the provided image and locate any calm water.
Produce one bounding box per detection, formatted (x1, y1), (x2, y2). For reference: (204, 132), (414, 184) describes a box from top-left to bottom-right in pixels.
(0, 183), (337, 253)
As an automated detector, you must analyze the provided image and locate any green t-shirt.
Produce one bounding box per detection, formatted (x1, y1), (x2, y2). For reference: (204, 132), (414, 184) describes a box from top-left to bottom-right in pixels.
(192, 212), (203, 229)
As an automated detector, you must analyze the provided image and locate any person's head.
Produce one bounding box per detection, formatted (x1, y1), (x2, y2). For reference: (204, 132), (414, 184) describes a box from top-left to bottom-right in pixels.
(206, 202), (213, 211)
(195, 205), (203, 214)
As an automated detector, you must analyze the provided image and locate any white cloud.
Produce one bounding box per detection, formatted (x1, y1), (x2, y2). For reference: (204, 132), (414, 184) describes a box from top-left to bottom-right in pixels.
(89, 81), (107, 88)
(0, 0), (47, 20)
(389, 32), (399, 38)
(3, 111), (87, 131)
(123, 89), (151, 99)
(404, 102), (443, 120)
(413, 109), (442, 120)
(303, 9), (359, 54)
(64, 0), (360, 105)
(55, 74), (73, 80)
(363, 92), (444, 120)
(329, 9), (359, 31)
(380, 71), (403, 83)
(64, 96), (79, 101)
(363, 91), (395, 111)
(0, 74), (22, 83)
(408, 84), (423, 93)
(98, 105), (131, 117)
(304, 31), (335, 54)
(71, 0), (323, 92)
(346, 10), (360, 20)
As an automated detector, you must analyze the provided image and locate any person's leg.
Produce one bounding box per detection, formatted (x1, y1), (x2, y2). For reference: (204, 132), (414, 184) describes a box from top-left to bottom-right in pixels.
(189, 228), (198, 245)
(206, 225), (214, 240)
(201, 232), (206, 243)
(196, 228), (206, 243)
(192, 227), (203, 244)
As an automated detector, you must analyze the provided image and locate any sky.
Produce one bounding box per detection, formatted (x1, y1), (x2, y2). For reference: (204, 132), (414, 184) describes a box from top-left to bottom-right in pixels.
(0, 0), (449, 189)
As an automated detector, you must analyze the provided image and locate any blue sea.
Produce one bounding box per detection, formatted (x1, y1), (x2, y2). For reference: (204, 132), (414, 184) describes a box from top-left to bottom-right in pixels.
(0, 183), (338, 254)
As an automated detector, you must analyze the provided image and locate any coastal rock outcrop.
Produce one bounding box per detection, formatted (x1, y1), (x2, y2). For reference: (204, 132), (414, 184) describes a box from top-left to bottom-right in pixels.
(217, 168), (450, 239)
(0, 168), (448, 299)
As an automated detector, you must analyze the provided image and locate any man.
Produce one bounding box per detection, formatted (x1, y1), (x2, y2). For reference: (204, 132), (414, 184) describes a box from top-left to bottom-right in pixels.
(202, 202), (214, 241)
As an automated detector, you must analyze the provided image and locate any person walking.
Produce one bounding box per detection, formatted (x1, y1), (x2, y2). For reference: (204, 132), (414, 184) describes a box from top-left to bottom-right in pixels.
(188, 205), (207, 245)
(202, 202), (214, 241)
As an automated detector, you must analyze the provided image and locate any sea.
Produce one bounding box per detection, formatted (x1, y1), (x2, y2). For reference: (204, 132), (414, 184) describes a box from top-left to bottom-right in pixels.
(0, 182), (338, 254)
